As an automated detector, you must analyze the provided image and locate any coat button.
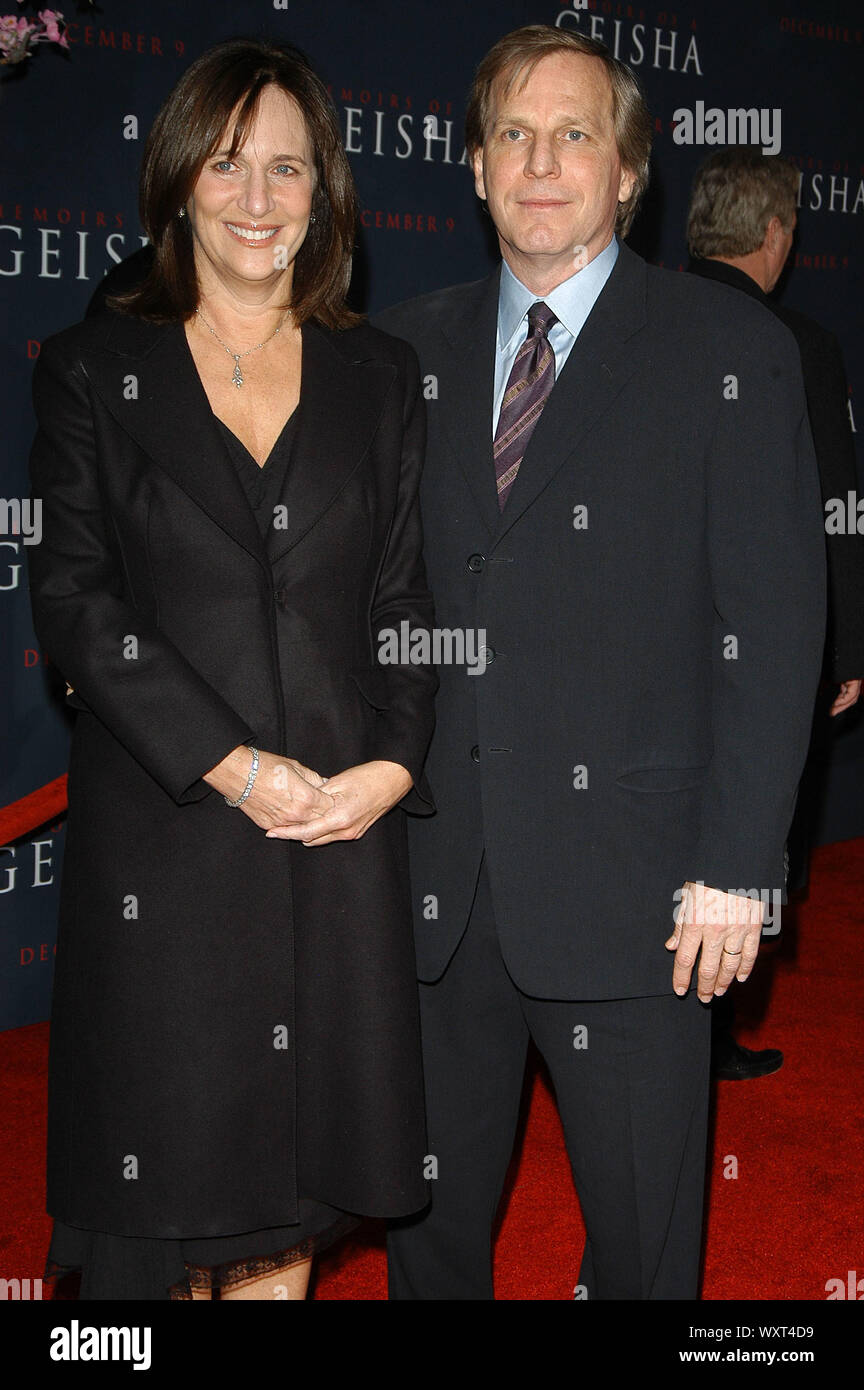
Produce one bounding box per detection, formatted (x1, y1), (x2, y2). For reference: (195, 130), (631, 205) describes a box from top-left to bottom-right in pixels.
(467, 553), (485, 573)
(470, 744), (480, 763)
(480, 645), (496, 664)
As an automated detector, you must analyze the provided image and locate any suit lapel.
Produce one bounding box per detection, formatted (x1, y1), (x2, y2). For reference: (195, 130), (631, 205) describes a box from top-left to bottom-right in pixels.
(82, 314), (397, 573)
(491, 242), (648, 545)
(437, 267), (502, 539)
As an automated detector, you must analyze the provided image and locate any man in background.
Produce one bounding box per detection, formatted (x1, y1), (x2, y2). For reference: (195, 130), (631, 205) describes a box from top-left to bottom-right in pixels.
(687, 149), (864, 1081)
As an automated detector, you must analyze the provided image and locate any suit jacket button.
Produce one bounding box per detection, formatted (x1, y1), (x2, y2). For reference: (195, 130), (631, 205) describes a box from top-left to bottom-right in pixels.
(480, 645), (496, 664)
(470, 744), (480, 763)
(467, 553), (485, 573)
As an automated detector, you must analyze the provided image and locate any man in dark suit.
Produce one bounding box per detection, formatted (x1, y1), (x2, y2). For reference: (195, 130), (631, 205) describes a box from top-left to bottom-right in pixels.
(374, 26), (826, 1299)
(687, 149), (864, 1081)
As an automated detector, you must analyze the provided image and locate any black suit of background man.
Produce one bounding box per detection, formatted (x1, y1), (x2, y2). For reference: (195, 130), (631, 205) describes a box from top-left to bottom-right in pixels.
(684, 147), (864, 1085)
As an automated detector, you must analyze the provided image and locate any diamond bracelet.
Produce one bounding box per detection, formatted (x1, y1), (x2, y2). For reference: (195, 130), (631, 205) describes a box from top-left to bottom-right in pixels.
(223, 745), (260, 807)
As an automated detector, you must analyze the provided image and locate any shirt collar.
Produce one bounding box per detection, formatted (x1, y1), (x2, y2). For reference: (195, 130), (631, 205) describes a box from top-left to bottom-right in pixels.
(497, 235), (619, 350)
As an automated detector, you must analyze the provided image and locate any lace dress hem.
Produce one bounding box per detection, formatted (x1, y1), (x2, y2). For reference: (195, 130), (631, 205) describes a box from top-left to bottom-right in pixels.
(43, 1210), (362, 1301)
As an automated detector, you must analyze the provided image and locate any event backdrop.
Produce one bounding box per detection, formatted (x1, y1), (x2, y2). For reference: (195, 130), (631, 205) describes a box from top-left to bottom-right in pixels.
(2, 0), (862, 1028)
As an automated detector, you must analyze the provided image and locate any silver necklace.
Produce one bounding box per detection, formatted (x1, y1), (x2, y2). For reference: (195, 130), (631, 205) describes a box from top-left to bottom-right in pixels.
(195, 306), (289, 388)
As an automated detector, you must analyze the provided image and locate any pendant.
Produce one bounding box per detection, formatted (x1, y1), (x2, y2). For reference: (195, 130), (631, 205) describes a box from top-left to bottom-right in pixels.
(232, 356), (244, 388)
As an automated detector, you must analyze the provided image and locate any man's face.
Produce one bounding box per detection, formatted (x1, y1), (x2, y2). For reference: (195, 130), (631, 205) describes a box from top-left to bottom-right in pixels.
(472, 51), (635, 289)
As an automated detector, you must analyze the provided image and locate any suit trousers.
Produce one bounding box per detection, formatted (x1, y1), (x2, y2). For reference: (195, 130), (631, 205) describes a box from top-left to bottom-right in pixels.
(387, 855), (712, 1299)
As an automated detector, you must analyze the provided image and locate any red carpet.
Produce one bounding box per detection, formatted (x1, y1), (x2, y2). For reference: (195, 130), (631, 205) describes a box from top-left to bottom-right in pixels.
(0, 775), (67, 847)
(2, 838), (862, 1300)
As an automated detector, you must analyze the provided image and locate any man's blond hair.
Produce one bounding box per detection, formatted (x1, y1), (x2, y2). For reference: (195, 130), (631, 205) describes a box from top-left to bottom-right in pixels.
(687, 149), (799, 259)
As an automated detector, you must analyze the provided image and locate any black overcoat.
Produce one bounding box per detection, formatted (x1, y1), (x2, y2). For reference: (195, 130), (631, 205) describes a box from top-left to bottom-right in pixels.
(688, 255), (864, 682)
(26, 309), (437, 1237)
(375, 242), (827, 999)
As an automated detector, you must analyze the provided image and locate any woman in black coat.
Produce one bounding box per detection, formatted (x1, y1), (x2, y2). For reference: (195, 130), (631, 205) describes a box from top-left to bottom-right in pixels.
(26, 37), (436, 1301)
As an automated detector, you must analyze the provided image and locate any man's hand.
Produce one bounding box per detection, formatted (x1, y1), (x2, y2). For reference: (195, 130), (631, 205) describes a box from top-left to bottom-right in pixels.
(830, 679), (861, 716)
(665, 881), (764, 1002)
(264, 760), (413, 845)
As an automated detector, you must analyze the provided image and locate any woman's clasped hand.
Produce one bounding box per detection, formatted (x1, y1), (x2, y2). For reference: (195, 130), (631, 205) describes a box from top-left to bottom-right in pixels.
(205, 744), (413, 844)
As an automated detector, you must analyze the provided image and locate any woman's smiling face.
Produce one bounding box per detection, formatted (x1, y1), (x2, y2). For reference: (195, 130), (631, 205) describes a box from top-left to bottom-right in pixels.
(186, 83), (316, 297)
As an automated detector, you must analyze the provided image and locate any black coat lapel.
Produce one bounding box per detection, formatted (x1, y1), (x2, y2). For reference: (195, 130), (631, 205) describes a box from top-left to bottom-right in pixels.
(437, 267), (502, 539)
(267, 321), (397, 563)
(491, 242), (648, 545)
(82, 314), (271, 574)
(81, 314), (397, 573)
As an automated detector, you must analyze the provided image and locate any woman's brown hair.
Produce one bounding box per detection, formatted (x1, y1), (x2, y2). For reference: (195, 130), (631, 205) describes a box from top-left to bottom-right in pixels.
(108, 37), (360, 328)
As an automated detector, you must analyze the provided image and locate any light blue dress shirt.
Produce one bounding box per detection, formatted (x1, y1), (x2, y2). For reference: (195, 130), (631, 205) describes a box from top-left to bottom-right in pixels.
(492, 235), (619, 436)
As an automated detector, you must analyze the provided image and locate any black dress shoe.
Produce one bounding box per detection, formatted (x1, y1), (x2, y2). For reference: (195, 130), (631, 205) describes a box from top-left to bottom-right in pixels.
(711, 1039), (783, 1080)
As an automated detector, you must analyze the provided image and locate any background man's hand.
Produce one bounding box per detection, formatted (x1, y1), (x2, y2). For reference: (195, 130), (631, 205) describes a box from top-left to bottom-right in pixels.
(665, 881), (764, 1002)
(264, 760), (413, 845)
(830, 678), (861, 716)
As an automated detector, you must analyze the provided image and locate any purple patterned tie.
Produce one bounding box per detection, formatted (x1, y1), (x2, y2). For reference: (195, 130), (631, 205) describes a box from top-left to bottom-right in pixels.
(493, 301), (558, 509)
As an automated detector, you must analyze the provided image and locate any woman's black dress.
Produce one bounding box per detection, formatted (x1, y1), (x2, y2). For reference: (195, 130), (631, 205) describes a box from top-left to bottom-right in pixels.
(44, 409), (360, 1300)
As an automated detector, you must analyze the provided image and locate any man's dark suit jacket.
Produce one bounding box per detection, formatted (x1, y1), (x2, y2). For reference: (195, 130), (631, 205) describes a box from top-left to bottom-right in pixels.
(374, 241), (826, 999)
(688, 256), (864, 683)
